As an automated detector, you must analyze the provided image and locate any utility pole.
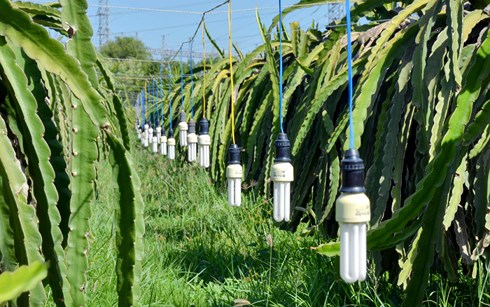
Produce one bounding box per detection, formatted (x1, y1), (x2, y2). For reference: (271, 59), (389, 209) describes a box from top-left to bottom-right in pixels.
(97, 0), (110, 47)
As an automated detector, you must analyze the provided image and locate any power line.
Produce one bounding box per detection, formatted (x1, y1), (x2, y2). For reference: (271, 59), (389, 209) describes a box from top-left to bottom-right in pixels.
(93, 2), (349, 15)
(102, 15), (391, 64)
(93, 5), (204, 15)
(166, 0), (229, 64)
(110, 11), (253, 36)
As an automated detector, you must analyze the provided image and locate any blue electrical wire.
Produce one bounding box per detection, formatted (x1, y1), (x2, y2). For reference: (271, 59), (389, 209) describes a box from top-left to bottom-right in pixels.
(142, 89), (146, 125)
(149, 80), (152, 124)
(190, 41), (195, 118)
(154, 78), (159, 126)
(180, 48), (184, 111)
(168, 63), (173, 129)
(138, 93), (141, 125)
(152, 79), (155, 126)
(151, 81), (155, 127)
(346, 0), (355, 149)
(160, 64), (164, 125)
(155, 78), (158, 125)
(150, 82), (154, 126)
(278, 0), (284, 133)
(156, 78), (160, 125)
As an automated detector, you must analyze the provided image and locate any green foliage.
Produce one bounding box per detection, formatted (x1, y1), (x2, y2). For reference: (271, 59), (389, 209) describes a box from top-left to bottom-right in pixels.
(100, 36), (151, 60)
(155, 1), (490, 305)
(100, 36), (159, 99)
(0, 0), (143, 305)
(87, 146), (489, 306)
(0, 262), (48, 303)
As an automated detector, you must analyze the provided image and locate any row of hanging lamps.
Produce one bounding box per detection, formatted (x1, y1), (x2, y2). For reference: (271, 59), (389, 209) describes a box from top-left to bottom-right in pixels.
(226, 0), (242, 207)
(179, 48), (188, 147)
(187, 40), (198, 162)
(271, 0), (293, 222)
(199, 21), (210, 168)
(335, 0), (371, 283)
(131, 5), (369, 285)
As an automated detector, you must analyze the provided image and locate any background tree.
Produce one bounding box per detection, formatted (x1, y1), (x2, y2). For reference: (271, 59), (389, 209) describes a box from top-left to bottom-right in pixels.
(100, 36), (159, 104)
(100, 36), (151, 59)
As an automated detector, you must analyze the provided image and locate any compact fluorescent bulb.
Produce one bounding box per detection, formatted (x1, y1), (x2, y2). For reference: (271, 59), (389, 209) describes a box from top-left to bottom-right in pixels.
(335, 149), (370, 283)
(270, 133), (293, 222)
(226, 144), (242, 206)
(168, 128), (176, 160)
(187, 119), (197, 162)
(179, 112), (188, 147)
(198, 118), (210, 168)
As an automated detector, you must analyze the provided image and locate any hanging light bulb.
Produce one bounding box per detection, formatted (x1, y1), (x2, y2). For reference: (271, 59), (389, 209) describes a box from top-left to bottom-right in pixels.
(198, 118), (210, 168)
(143, 124), (149, 148)
(140, 124), (145, 145)
(179, 112), (188, 147)
(136, 119), (141, 140)
(335, 149), (370, 283)
(155, 121), (162, 144)
(187, 119), (197, 162)
(160, 127), (167, 156)
(148, 125), (154, 145)
(226, 144), (242, 207)
(168, 128), (176, 160)
(152, 129), (158, 153)
(271, 133), (293, 222)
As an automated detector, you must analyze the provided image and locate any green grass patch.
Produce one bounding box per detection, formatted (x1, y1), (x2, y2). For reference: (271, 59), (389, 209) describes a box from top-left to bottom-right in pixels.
(82, 142), (489, 306)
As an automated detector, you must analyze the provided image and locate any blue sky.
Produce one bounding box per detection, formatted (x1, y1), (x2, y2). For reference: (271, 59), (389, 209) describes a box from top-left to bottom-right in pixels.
(89, 1), (343, 54)
(35, 0), (345, 57)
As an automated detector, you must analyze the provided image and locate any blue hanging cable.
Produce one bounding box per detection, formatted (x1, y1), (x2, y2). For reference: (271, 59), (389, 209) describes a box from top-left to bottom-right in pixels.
(155, 77), (160, 125)
(168, 62), (173, 129)
(190, 40), (195, 118)
(150, 81), (154, 126)
(141, 91), (145, 125)
(151, 79), (155, 126)
(154, 78), (159, 126)
(137, 93), (141, 125)
(160, 64), (164, 124)
(142, 89), (146, 125)
(278, 0), (284, 133)
(180, 48), (184, 111)
(346, 0), (355, 149)
(150, 82), (154, 126)
(154, 78), (158, 125)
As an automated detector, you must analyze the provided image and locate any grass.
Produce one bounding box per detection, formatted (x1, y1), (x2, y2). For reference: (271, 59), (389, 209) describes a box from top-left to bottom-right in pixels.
(82, 140), (489, 306)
